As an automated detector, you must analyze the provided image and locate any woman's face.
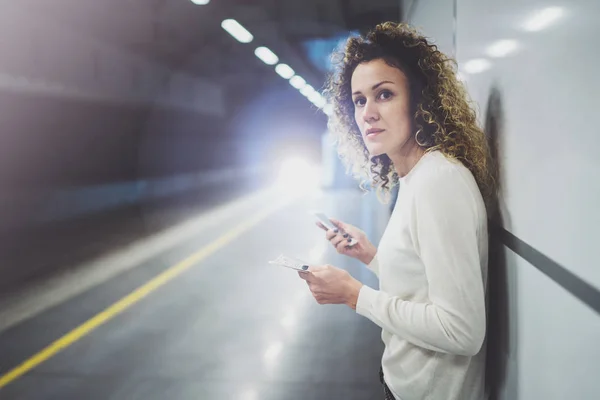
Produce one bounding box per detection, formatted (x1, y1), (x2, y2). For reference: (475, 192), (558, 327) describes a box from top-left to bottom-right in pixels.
(350, 58), (413, 157)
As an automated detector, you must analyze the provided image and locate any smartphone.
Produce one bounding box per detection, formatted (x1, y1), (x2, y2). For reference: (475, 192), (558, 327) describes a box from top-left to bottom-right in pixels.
(313, 212), (358, 247)
(269, 254), (310, 272)
(314, 212), (337, 231)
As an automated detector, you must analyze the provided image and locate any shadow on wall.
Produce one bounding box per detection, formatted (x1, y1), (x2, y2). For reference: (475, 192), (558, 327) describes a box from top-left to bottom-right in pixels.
(484, 86), (519, 400)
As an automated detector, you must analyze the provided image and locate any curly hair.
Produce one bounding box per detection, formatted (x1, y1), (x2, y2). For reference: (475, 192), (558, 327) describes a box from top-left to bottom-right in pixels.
(323, 22), (497, 209)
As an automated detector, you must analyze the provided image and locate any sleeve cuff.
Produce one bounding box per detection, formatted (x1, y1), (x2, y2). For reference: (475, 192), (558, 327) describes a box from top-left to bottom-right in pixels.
(367, 253), (379, 275)
(355, 284), (379, 317)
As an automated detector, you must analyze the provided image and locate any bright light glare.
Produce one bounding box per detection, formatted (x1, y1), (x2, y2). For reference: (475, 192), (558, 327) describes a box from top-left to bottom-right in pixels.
(523, 7), (564, 32)
(309, 241), (328, 262)
(463, 58), (492, 74)
(323, 103), (333, 116)
(221, 19), (253, 43)
(276, 157), (320, 191)
(281, 313), (295, 328)
(485, 39), (519, 58)
(190, 0), (210, 4)
(275, 64), (295, 79)
(289, 75), (306, 89)
(255, 46), (279, 65)
(239, 389), (258, 400)
(295, 290), (309, 302)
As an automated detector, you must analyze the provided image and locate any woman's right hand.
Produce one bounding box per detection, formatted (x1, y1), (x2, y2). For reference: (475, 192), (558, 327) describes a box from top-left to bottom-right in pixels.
(317, 218), (377, 265)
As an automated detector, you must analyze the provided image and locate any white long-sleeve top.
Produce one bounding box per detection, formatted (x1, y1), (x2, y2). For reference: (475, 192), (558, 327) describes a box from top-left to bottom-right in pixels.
(356, 150), (489, 400)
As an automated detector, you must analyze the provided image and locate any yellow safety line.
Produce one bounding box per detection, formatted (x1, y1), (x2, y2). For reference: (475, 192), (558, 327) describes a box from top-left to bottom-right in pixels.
(0, 204), (281, 389)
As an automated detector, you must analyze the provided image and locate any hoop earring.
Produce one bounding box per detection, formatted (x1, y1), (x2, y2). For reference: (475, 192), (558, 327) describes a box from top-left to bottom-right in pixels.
(415, 129), (427, 147)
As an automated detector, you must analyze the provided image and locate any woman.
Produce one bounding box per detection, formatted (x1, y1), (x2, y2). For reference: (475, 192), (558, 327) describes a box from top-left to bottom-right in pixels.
(298, 22), (495, 400)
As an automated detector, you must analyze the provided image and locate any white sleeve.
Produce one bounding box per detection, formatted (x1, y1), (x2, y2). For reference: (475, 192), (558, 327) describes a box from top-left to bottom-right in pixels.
(355, 168), (486, 356)
(366, 253), (380, 277)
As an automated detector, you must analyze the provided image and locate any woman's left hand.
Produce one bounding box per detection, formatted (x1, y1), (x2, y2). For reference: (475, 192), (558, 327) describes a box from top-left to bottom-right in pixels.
(298, 265), (363, 309)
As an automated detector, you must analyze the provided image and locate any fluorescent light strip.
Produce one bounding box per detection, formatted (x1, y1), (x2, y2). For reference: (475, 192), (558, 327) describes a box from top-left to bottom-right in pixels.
(268, 63), (327, 112)
(523, 7), (564, 32)
(264, 342), (283, 362)
(308, 92), (324, 105)
(255, 46), (279, 65)
(221, 19), (253, 43)
(300, 85), (315, 97)
(218, 16), (330, 116)
(463, 58), (492, 74)
(289, 76), (306, 89)
(190, 0), (210, 5)
(485, 39), (519, 58)
(275, 64), (295, 79)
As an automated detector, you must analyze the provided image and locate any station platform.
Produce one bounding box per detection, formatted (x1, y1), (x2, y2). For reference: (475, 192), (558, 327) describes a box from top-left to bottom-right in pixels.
(0, 186), (391, 399)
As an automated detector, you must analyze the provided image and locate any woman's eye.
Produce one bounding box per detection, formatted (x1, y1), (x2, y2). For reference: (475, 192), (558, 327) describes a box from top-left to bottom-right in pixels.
(354, 98), (366, 107)
(379, 90), (393, 100)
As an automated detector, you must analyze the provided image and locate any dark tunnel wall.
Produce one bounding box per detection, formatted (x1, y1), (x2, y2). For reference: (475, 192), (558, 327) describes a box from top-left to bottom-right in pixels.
(0, 91), (146, 187)
(0, 3), (240, 233)
(0, 87), (278, 232)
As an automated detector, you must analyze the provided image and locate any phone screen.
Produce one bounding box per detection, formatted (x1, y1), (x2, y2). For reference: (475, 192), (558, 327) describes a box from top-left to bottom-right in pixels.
(314, 212), (335, 231)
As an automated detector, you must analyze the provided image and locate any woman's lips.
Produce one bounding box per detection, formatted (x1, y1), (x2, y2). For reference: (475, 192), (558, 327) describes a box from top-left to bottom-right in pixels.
(365, 128), (385, 138)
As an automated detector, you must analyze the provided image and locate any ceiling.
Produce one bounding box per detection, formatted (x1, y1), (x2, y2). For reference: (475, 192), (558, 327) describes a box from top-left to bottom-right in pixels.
(17, 0), (402, 89)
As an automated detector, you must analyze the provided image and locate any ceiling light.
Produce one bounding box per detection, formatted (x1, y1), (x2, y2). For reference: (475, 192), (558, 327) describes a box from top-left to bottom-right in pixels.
(289, 75), (306, 89)
(312, 98), (326, 109)
(221, 19), (253, 43)
(523, 7), (564, 32)
(485, 39), (519, 58)
(463, 58), (492, 74)
(190, 0), (210, 4)
(308, 91), (324, 105)
(310, 95), (326, 109)
(275, 64), (295, 79)
(254, 46), (279, 65)
(300, 85), (315, 97)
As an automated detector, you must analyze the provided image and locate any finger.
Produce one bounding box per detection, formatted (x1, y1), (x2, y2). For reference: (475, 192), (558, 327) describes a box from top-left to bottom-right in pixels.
(332, 235), (346, 247)
(325, 229), (337, 240)
(336, 238), (352, 253)
(298, 270), (311, 280)
(330, 219), (357, 238)
(307, 265), (325, 272)
(301, 270), (316, 282)
(336, 231), (352, 245)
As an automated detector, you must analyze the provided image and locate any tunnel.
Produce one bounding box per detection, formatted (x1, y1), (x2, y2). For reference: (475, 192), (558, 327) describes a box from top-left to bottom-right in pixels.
(0, 1), (599, 399)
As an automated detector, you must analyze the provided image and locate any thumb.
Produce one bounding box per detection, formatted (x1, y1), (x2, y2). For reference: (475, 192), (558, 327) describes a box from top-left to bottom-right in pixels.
(298, 270), (313, 280)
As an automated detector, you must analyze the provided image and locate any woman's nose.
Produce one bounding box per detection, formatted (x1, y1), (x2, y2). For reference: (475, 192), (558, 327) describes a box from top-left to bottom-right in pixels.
(362, 100), (379, 122)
